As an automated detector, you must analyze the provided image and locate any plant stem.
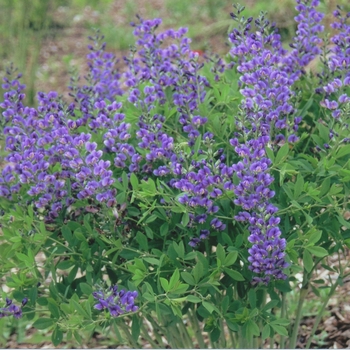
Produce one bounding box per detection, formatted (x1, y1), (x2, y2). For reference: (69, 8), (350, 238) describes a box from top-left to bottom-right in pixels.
(219, 318), (227, 348)
(188, 308), (207, 348)
(238, 326), (245, 349)
(280, 292), (287, 349)
(118, 321), (139, 348)
(305, 280), (338, 349)
(178, 320), (194, 348)
(140, 322), (161, 348)
(289, 286), (309, 349)
(166, 326), (182, 349)
(145, 315), (166, 347)
(258, 289), (267, 348)
(228, 327), (236, 348)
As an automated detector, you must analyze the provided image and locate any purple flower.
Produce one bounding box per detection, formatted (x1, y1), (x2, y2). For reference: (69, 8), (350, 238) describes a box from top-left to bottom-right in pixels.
(228, 6), (293, 283)
(93, 285), (138, 317)
(0, 297), (25, 319)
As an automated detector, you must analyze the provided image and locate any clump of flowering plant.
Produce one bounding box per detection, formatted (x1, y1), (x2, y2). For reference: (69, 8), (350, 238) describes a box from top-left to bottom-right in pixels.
(0, 1), (350, 348)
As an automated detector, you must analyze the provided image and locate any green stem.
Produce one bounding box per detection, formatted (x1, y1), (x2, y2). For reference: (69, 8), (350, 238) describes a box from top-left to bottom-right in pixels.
(188, 308), (207, 348)
(238, 326), (245, 349)
(258, 289), (267, 348)
(305, 280), (338, 349)
(280, 292), (287, 349)
(289, 286), (309, 349)
(165, 326), (182, 349)
(228, 326), (236, 348)
(118, 321), (139, 348)
(145, 316), (166, 346)
(112, 322), (125, 344)
(140, 322), (161, 349)
(177, 320), (193, 348)
(218, 318), (227, 348)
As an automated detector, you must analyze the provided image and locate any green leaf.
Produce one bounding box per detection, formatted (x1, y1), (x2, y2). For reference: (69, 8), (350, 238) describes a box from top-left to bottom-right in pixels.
(136, 231), (148, 250)
(336, 144), (350, 159)
(160, 278), (169, 292)
(271, 318), (290, 326)
(122, 171), (129, 190)
(303, 250), (313, 273)
(144, 226), (154, 239)
(61, 225), (73, 245)
(56, 260), (74, 270)
(275, 143), (289, 164)
(248, 289), (256, 308)
(172, 283), (189, 294)
(145, 214), (157, 224)
(307, 230), (322, 245)
(71, 299), (91, 319)
(173, 241), (185, 259)
(263, 300), (279, 311)
(329, 184), (343, 196)
(294, 173), (304, 199)
(265, 146), (275, 162)
(170, 304), (182, 318)
(130, 173), (139, 190)
(74, 230), (85, 241)
(131, 314), (141, 340)
(246, 319), (260, 337)
(141, 178), (156, 194)
(216, 243), (225, 263)
(270, 324), (288, 336)
(210, 327), (221, 343)
(52, 326), (63, 346)
(181, 272), (196, 285)
(317, 123), (329, 142)
(74, 331), (83, 345)
(221, 232), (233, 246)
(262, 324), (271, 340)
(181, 212), (190, 227)
(160, 222), (169, 236)
(224, 267), (245, 281)
(80, 283), (93, 295)
(83, 215), (93, 234)
(319, 177), (331, 197)
(306, 246), (328, 258)
(169, 269), (180, 290)
(224, 251), (238, 266)
(48, 300), (60, 319)
(37, 297), (48, 306)
(33, 318), (55, 330)
(202, 301), (215, 314)
(116, 191), (126, 204)
(193, 135), (202, 156)
(192, 261), (204, 283)
(144, 257), (160, 266)
(186, 295), (202, 303)
(15, 252), (31, 265)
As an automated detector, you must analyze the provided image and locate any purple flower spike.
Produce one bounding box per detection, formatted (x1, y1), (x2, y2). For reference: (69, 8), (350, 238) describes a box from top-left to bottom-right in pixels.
(93, 284), (138, 318)
(228, 5), (293, 283)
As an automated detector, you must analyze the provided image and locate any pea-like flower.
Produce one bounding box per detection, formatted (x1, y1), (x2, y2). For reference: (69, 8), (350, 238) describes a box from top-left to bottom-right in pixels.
(93, 285), (139, 318)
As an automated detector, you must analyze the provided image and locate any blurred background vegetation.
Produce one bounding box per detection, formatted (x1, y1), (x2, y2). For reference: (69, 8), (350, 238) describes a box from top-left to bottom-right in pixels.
(0, 0), (349, 106)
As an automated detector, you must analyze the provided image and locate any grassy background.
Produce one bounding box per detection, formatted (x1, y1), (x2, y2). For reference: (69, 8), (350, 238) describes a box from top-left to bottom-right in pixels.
(0, 0), (349, 106)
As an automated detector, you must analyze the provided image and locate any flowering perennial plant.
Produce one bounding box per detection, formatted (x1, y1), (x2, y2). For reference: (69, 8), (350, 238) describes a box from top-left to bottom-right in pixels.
(0, 0), (350, 348)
